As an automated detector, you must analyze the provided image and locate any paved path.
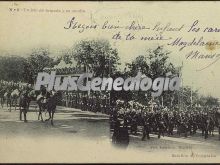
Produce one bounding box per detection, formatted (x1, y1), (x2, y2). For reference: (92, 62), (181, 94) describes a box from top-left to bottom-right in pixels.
(0, 106), (219, 163)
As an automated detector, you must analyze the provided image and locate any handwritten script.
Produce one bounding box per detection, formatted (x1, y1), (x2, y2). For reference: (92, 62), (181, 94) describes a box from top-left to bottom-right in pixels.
(9, 5), (220, 71)
(63, 16), (220, 71)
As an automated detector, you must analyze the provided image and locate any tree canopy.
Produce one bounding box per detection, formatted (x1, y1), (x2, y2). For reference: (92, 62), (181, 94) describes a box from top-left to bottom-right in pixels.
(0, 56), (26, 82)
(0, 41), (218, 108)
(71, 39), (120, 77)
(24, 48), (59, 84)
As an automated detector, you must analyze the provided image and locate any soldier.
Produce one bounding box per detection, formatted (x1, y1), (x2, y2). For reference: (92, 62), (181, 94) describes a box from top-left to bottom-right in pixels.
(82, 95), (87, 111)
(167, 112), (175, 136)
(0, 84), (6, 108)
(96, 96), (101, 113)
(40, 85), (47, 96)
(73, 93), (77, 108)
(69, 92), (74, 108)
(19, 91), (29, 122)
(142, 112), (150, 140)
(202, 113), (209, 139)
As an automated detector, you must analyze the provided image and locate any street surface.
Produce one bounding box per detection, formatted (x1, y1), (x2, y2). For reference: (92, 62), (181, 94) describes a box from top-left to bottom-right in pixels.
(0, 105), (219, 163)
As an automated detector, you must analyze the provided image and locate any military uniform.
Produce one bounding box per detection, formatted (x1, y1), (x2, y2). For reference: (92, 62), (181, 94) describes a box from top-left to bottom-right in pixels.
(142, 114), (150, 140)
(19, 93), (29, 122)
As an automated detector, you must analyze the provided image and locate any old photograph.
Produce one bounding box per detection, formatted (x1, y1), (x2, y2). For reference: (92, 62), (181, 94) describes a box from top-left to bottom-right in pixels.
(0, 1), (220, 163)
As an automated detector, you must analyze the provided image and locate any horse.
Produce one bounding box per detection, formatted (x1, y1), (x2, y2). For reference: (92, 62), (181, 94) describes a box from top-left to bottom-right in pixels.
(26, 89), (37, 110)
(36, 94), (48, 121)
(2, 89), (20, 111)
(3, 92), (11, 108)
(9, 89), (20, 111)
(45, 91), (58, 125)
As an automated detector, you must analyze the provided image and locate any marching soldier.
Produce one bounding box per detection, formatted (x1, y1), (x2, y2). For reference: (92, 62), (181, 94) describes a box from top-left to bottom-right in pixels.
(142, 112), (150, 140)
(19, 91), (29, 122)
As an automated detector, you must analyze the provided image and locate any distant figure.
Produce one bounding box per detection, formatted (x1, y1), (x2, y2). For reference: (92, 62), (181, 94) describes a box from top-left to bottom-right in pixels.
(112, 117), (129, 148)
(45, 91), (57, 125)
(19, 91), (29, 122)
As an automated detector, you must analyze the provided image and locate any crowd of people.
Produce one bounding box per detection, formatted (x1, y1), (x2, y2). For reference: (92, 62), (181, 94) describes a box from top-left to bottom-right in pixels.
(0, 80), (35, 122)
(0, 80), (32, 107)
(110, 100), (220, 144)
(0, 80), (220, 141)
(53, 90), (220, 142)
(0, 80), (59, 124)
(60, 91), (111, 114)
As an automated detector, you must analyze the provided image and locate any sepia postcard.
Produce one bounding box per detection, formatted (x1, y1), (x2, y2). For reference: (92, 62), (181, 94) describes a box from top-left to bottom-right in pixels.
(0, 1), (220, 163)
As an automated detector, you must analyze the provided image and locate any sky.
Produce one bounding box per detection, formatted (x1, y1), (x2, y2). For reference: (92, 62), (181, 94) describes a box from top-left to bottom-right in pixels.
(0, 1), (220, 99)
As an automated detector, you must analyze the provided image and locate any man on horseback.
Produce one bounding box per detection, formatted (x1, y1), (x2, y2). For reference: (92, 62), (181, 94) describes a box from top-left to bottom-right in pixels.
(45, 90), (57, 125)
(36, 85), (48, 121)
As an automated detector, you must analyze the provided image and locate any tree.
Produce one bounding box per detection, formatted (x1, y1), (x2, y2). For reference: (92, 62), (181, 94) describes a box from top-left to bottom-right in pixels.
(125, 46), (179, 106)
(71, 39), (120, 77)
(204, 96), (219, 107)
(58, 49), (73, 64)
(125, 55), (149, 77)
(197, 95), (219, 107)
(24, 48), (58, 84)
(176, 86), (199, 109)
(0, 56), (26, 82)
(126, 46), (178, 78)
